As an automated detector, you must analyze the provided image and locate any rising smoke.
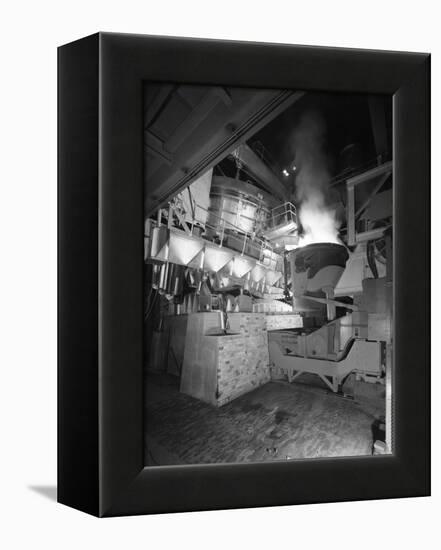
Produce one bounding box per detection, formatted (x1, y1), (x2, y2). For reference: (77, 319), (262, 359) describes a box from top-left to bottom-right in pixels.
(292, 111), (341, 246)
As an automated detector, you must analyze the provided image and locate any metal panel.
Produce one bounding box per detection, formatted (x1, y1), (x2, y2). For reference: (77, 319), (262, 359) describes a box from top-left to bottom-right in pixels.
(144, 84), (304, 216)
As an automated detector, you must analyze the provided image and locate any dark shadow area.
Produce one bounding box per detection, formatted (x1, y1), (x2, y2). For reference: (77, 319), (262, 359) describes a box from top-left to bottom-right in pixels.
(28, 485), (57, 502)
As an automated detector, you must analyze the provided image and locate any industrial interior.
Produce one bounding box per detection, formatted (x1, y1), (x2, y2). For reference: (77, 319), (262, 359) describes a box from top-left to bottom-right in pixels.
(143, 83), (393, 465)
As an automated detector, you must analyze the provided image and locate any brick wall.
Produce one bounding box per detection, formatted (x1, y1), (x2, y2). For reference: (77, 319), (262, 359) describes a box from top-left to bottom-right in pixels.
(216, 313), (270, 406)
(265, 314), (303, 331)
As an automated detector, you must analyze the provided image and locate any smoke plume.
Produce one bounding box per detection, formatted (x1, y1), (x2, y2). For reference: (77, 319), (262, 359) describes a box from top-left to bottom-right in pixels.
(293, 111), (341, 246)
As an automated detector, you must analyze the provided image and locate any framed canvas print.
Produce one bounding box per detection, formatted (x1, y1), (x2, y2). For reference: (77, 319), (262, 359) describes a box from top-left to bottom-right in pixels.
(58, 33), (430, 517)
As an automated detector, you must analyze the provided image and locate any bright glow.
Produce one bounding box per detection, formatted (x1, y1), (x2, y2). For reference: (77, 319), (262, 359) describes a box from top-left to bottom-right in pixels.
(282, 169), (289, 177)
(290, 111), (341, 248)
(298, 191), (341, 247)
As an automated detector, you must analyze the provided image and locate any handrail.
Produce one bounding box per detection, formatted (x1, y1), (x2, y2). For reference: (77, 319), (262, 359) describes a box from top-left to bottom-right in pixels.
(175, 199), (277, 259)
(164, 196), (296, 272)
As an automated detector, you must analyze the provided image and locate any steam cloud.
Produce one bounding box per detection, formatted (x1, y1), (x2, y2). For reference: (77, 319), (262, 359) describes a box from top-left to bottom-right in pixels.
(293, 111), (341, 246)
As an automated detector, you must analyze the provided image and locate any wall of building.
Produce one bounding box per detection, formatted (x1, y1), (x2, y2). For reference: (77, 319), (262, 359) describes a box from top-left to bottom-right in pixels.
(180, 312), (271, 406)
(217, 313), (271, 406)
(264, 313), (303, 331)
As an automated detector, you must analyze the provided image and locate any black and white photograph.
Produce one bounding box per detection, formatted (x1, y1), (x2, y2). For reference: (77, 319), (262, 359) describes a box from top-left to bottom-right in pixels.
(2, 0), (436, 540)
(143, 84), (393, 465)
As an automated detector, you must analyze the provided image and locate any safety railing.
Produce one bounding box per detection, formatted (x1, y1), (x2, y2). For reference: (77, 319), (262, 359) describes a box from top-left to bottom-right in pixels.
(268, 202), (297, 229)
(163, 198), (283, 271)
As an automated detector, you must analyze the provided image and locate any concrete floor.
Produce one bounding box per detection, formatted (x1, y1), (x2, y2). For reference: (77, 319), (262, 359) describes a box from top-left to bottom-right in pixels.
(144, 373), (379, 466)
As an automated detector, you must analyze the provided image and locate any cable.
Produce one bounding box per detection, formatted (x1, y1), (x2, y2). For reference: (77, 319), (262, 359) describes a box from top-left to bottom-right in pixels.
(144, 290), (159, 321)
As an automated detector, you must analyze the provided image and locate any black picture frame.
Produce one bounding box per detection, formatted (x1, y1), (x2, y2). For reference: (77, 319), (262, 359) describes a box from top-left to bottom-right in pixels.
(58, 32), (430, 517)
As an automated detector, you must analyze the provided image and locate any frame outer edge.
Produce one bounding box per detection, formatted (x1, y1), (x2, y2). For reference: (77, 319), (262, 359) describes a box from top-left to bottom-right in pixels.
(57, 33), (100, 516)
(94, 34), (431, 516)
(393, 54), (430, 494)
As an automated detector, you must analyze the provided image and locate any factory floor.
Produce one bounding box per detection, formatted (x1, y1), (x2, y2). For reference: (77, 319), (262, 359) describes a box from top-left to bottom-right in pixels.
(145, 373), (381, 466)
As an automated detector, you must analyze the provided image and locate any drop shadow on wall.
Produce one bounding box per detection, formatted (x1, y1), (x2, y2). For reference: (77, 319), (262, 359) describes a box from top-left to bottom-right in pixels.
(28, 485), (57, 502)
